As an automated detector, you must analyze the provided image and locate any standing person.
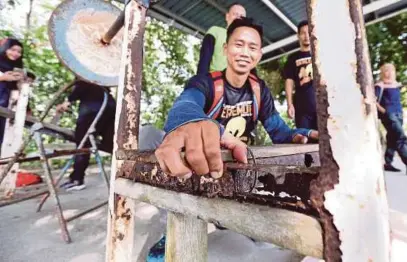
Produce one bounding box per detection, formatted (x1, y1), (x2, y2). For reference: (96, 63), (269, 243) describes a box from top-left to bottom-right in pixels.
(375, 63), (406, 172)
(0, 38), (24, 149)
(57, 80), (117, 191)
(283, 21), (317, 131)
(196, 2), (246, 75)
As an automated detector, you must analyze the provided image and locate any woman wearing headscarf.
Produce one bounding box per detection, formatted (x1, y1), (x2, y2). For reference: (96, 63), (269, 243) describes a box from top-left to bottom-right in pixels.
(375, 63), (406, 172)
(0, 38), (24, 148)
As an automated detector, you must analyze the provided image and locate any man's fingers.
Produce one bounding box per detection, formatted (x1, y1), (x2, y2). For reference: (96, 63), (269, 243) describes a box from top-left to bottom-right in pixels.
(155, 151), (170, 174)
(185, 123), (209, 175)
(221, 132), (247, 164)
(202, 121), (223, 178)
(158, 147), (191, 176)
(155, 132), (191, 177)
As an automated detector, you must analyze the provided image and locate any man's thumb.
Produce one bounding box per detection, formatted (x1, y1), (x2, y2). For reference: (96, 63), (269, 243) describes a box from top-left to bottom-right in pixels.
(221, 132), (248, 164)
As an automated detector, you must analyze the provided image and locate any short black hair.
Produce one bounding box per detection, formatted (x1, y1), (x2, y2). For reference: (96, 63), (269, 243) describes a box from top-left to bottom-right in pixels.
(227, 2), (244, 12)
(27, 71), (36, 80)
(297, 20), (308, 32)
(226, 17), (263, 44)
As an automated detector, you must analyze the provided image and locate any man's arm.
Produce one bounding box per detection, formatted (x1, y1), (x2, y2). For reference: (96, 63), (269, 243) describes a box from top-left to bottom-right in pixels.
(156, 78), (247, 178)
(196, 34), (215, 75)
(285, 79), (295, 119)
(164, 87), (215, 134)
(262, 112), (315, 143)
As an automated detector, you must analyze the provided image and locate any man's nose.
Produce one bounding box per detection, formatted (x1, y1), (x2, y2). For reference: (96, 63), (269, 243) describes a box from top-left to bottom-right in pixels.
(241, 46), (250, 56)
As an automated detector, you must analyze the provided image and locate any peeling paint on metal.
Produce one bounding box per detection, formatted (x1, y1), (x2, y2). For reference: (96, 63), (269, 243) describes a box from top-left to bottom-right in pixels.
(307, 0), (391, 261)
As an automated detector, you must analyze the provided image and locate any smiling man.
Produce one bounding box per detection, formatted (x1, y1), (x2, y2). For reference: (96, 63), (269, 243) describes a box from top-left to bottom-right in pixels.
(156, 18), (318, 179)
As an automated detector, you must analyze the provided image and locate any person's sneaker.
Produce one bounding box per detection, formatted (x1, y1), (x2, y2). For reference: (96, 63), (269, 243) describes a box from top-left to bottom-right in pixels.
(60, 180), (75, 189)
(65, 181), (86, 191)
(384, 164), (401, 172)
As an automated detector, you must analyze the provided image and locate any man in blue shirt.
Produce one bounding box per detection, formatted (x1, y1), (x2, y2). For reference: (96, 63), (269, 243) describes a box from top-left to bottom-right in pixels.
(156, 18), (318, 179)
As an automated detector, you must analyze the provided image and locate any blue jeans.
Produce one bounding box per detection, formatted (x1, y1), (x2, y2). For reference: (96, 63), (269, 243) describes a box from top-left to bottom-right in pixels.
(381, 112), (407, 165)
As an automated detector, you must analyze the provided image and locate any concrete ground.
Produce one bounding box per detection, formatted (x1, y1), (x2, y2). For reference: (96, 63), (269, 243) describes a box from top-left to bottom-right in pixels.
(0, 158), (406, 262)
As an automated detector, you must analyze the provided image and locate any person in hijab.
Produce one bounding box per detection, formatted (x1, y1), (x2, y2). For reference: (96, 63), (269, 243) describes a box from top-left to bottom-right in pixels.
(0, 38), (24, 148)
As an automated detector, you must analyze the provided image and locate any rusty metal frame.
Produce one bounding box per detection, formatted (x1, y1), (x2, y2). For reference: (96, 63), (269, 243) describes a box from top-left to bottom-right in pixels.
(0, 89), (111, 243)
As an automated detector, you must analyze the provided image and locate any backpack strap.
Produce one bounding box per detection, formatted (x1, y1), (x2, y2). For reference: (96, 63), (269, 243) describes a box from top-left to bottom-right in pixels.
(207, 72), (262, 122)
(248, 73), (261, 122)
(207, 71), (225, 119)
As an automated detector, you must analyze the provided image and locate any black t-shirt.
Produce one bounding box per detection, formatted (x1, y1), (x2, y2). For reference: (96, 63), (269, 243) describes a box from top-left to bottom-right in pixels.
(185, 73), (277, 144)
(283, 51), (316, 114)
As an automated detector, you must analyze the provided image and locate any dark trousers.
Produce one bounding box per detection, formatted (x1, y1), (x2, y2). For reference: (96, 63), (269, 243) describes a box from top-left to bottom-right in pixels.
(295, 111), (318, 130)
(295, 111), (318, 144)
(69, 106), (115, 183)
(381, 112), (407, 165)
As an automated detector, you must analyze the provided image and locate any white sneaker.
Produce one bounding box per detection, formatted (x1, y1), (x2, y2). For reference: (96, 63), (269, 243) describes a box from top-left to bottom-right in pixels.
(66, 183), (86, 191)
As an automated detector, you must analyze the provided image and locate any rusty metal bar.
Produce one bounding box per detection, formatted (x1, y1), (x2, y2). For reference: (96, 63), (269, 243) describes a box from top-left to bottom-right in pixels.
(34, 132), (71, 243)
(106, 0), (149, 261)
(102, 10), (125, 45)
(116, 144), (319, 161)
(0, 190), (48, 208)
(0, 148), (91, 165)
(117, 155), (320, 215)
(0, 106), (75, 141)
(66, 201), (108, 223)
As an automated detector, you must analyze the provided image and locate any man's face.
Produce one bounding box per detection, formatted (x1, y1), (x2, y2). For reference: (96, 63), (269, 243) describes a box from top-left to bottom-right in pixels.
(225, 5), (246, 27)
(298, 25), (310, 48)
(224, 26), (262, 75)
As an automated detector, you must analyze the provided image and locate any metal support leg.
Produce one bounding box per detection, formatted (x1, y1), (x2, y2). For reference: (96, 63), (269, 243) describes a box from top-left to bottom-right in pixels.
(89, 134), (110, 191)
(37, 157), (75, 212)
(37, 91), (109, 211)
(34, 131), (71, 243)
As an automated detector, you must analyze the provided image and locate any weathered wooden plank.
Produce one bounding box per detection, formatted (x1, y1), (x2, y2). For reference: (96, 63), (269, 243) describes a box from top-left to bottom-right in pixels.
(115, 178), (323, 258)
(165, 212), (208, 262)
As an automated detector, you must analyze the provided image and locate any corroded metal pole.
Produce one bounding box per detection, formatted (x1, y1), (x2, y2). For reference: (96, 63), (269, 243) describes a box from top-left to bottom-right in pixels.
(101, 10), (125, 45)
(307, 0), (390, 261)
(105, 0), (150, 261)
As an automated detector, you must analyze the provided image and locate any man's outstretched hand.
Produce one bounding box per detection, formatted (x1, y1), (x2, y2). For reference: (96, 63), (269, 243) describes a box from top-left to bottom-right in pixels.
(155, 121), (247, 179)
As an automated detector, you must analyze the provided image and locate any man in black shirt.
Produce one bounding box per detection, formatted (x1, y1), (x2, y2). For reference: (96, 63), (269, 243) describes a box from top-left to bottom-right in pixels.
(283, 20), (317, 131)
